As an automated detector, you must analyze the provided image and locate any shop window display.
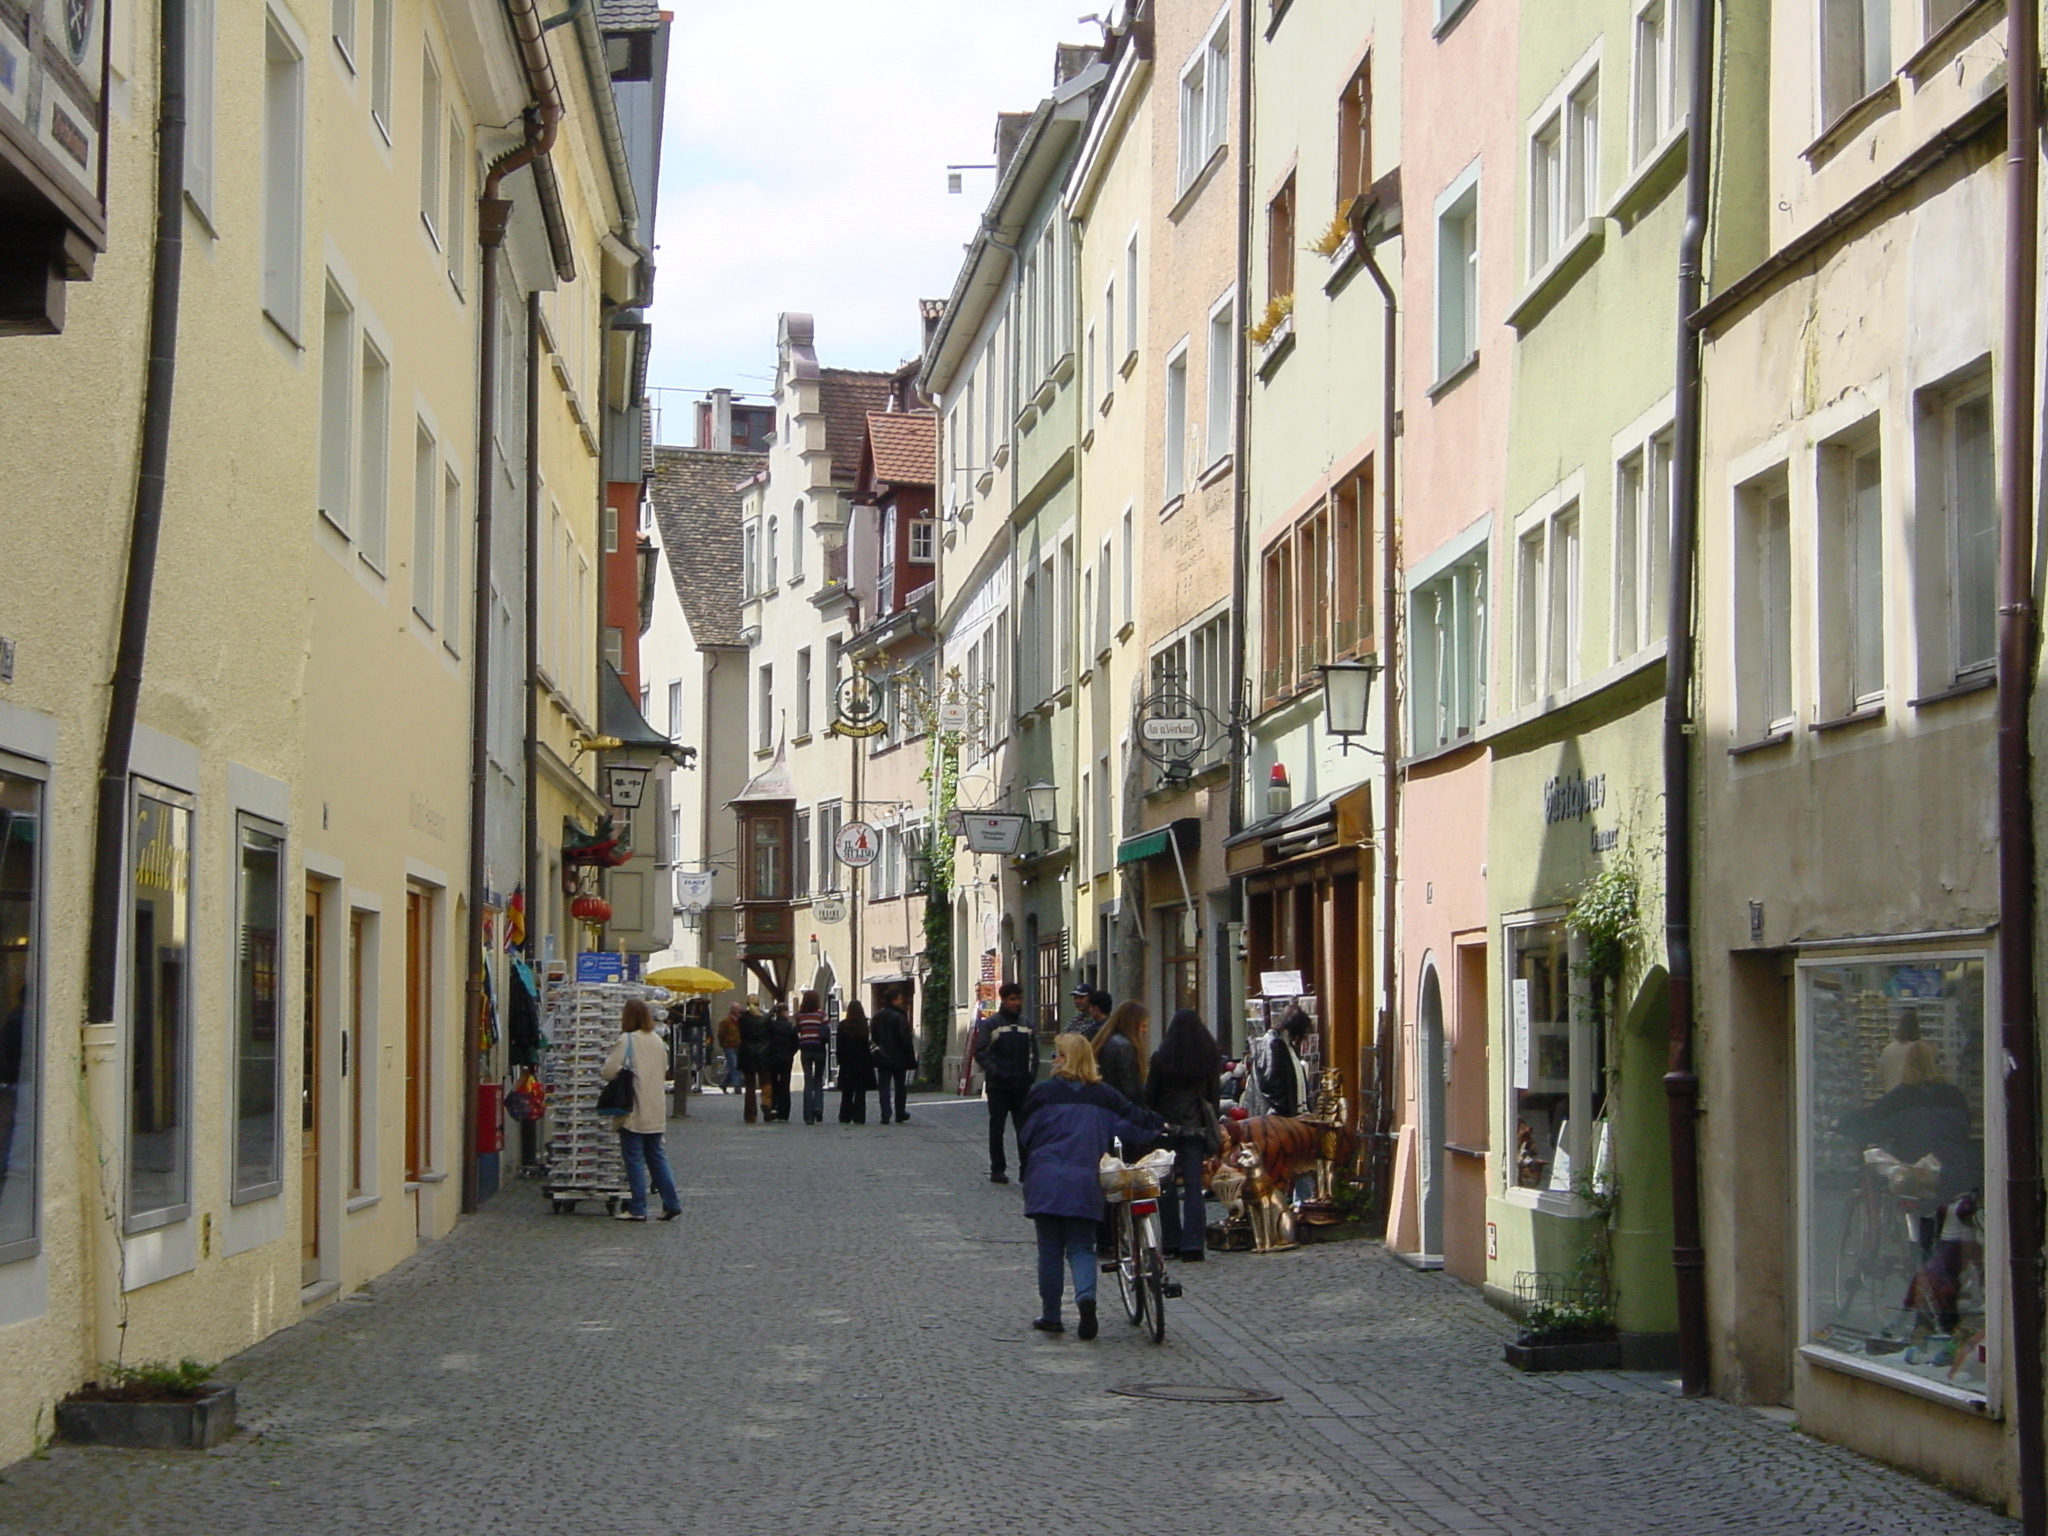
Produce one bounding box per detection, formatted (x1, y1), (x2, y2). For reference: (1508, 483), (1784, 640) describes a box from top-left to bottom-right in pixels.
(1802, 954), (1990, 1403)
(1507, 919), (1605, 1195)
(0, 766), (43, 1260)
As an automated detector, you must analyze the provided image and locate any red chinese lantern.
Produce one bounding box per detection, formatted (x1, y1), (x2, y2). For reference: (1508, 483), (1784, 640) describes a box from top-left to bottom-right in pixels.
(570, 895), (612, 925)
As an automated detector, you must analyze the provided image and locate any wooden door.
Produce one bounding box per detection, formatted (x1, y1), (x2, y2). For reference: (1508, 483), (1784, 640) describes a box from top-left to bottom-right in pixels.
(405, 890), (430, 1183)
(301, 883), (325, 1283)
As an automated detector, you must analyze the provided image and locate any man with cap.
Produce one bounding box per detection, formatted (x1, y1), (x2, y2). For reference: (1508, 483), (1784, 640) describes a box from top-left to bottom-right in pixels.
(1071, 985), (1112, 1039)
(973, 982), (1039, 1183)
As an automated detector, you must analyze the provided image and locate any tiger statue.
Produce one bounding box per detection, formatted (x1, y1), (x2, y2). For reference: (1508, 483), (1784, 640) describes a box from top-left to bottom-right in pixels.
(1217, 1114), (1361, 1205)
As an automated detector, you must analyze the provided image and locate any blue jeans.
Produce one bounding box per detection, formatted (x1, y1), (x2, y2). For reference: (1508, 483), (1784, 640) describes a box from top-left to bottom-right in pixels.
(1033, 1214), (1099, 1321)
(800, 1047), (827, 1123)
(1158, 1137), (1208, 1255)
(720, 1047), (741, 1089)
(618, 1129), (680, 1218)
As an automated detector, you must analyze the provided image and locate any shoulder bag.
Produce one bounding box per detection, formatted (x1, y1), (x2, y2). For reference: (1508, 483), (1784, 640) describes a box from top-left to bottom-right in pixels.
(596, 1038), (636, 1117)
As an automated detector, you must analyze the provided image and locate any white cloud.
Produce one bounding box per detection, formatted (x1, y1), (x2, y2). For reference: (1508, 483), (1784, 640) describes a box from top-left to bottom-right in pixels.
(643, 0), (1093, 429)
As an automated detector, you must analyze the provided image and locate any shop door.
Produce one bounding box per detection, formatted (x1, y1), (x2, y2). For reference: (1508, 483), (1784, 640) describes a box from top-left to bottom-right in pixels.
(405, 890), (431, 1185)
(300, 882), (325, 1285)
(1418, 966), (1447, 1256)
(1443, 939), (1491, 1285)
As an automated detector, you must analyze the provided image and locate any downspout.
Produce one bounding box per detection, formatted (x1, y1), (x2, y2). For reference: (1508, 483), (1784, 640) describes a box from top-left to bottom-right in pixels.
(1226, 0), (1254, 844)
(1356, 228), (1401, 1201)
(84, 0), (186, 1361)
(1996, 0), (2044, 1523)
(522, 292), (542, 991)
(465, 0), (561, 1214)
(1663, 0), (1714, 1398)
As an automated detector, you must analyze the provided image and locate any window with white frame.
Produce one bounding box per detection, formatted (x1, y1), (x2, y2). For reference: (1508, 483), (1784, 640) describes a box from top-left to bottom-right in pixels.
(1820, 424), (1885, 714)
(318, 283), (355, 533)
(1916, 374), (1996, 683)
(1206, 297), (1235, 467)
(1093, 752), (1112, 876)
(1435, 171), (1480, 382)
(1631, 0), (1689, 162)
(817, 800), (842, 892)
(1096, 536), (1113, 656)
(1515, 498), (1580, 706)
(368, 0), (393, 139)
(128, 780), (195, 1230)
(1409, 543), (1488, 751)
(231, 814), (287, 1203)
(1120, 508), (1135, 627)
(412, 423), (438, 627)
(1151, 611), (1231, 746)
(186, 0), (216, 216)
(1613, 427), (1671, 660)
(1506, 917), (1604, 1196)
(1800, 953), (1990, 1405)
(444, 117), (466, 288)
(1124, 235), (1139, 363)
(1735, 466), (1795, 738)
(765, 516), (779, 589)
(791, 501), (806, 579)
(741, 520), (759, 598)
(1057, 538), (1076, 685)
(795, 647), (812, 738)
(1178, 16), (1229, 190)
(1164, 345), (1190, 502)
(419, 47), (442, 246)
(262, 17), (303, 332)
(358, 336), (391, 568)
(1530, 66), (1598, 273)
(757, 664), (774, 752)
(1102, 280), (1117, 397)
(1820, 0), (1891, 128)
(792, 811), (811, 899)
(909, 518), (935, 564)
(440, 467), (462, 650)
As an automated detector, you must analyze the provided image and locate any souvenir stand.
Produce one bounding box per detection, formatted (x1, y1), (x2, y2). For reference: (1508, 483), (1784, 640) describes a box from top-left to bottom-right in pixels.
(540, 978), (655, 1215)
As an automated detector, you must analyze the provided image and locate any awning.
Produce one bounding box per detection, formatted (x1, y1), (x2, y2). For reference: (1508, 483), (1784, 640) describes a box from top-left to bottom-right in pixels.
(1116, 817), (1200, 866)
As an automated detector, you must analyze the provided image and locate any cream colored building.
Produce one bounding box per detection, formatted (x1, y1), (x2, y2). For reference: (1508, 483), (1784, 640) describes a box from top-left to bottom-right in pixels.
(0, 0), (640, 1465)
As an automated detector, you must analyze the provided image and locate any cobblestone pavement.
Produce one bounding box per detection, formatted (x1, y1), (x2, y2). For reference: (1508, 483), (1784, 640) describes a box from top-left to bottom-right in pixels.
(0, 1092), (2018, 1536)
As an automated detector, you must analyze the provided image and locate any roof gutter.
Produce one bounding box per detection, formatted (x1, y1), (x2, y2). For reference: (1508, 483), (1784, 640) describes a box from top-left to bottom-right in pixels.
(571, 0), (653, 309)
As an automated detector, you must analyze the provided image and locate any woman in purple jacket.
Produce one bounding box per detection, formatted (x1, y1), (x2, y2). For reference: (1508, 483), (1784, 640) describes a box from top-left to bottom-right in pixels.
(1017, 1032), (1164, 1338)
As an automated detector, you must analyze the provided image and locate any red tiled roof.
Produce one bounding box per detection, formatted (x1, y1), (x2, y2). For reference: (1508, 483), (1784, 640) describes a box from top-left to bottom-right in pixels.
(819, 368), (893, 482)
(864, 411), (936, 487)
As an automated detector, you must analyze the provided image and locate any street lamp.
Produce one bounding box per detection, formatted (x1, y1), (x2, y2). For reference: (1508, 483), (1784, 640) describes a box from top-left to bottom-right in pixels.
(1318, 658), (1382, 754)
(1023, 781), (1059, 826)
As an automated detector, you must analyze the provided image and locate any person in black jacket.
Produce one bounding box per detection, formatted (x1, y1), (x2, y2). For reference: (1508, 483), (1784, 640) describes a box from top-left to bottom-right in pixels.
(1146, 1009), (1224, 1261)
(1258, 1006), (1314, 1117)
(1091, 1001), (1146, 1103)
(737, 998), (773, 1124)
(763, 1002), (798, 1123)
(1017, 1032), (1163, 1336)
(975, 982), (1039, 1183)
(870, 985), (918, 1124)
(835, 1002), (877, 1124)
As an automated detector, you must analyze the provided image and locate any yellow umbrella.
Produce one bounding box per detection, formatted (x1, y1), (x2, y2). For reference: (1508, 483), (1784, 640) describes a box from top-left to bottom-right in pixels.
(645, 964), (736, 994)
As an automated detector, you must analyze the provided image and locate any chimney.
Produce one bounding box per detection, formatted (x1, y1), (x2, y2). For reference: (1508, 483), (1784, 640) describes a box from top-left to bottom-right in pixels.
(709, 388), (733, 452)
(994, 111), (1033, 177)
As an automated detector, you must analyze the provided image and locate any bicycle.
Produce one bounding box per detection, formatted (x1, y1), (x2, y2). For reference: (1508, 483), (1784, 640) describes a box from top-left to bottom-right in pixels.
(1828, 1145), (1932, 1340)
(1101, 1142), (1180, 1344)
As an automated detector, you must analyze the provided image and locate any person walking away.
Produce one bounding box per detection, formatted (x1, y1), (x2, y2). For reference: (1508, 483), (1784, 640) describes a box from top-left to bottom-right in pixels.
(795, 991), (831, 1124)
(765, 1002), (798, 1122)
(599, 999), (682, 1222)
(736, 998), (772, 1123)
(835, 1002), (877, 1123)
(716, 1002), (743, 1094)
(977, 982), (1040, 1184)
(1016, 1032), (1163, 1336)
(1146, 1008), (1224, 1262)
(1092, 1000), (1146, 1103)
(871, 985), (918, 1125)
(1258, 1006), (1314, 1117)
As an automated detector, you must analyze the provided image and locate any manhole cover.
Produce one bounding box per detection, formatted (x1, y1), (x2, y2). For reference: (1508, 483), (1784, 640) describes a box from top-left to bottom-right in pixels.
(1109, 1383), (1282, 1404)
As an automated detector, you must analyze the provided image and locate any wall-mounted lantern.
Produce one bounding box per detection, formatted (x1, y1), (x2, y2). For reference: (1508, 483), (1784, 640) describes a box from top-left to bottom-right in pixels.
(1318, 658), (1382, 754)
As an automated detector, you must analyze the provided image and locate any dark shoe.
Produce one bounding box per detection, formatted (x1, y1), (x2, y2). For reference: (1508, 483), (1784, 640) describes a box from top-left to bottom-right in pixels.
(990, 1172), (1010, 1185)
(1179, 1249), (1206, 1263)
(1099, 1260), (1118, 1273)
(659, 1210), (682, 1221)
(1076, 1300), (1098, 1340)
(1030, 1317), (1064, 1333)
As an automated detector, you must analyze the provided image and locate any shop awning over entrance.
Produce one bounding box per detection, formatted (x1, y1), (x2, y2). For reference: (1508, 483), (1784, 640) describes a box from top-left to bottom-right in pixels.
(1116, 817), (1200, 867)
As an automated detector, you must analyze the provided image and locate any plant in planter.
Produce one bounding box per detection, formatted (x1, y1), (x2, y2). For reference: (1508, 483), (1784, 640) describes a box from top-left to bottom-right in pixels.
(57, 1358), (238, 1450)
(1308, 210), (1353, 260)
(1244, 293), (1294, 347)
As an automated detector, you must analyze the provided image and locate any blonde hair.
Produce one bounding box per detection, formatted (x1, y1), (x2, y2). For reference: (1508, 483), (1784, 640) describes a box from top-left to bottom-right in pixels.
(1052, 1031), (1101, 1084)
(1899, 1038), (1941, 1087)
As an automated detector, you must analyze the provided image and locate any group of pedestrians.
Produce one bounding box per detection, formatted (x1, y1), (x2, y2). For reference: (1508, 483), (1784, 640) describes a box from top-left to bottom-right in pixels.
(968, 981), (1226, 1335)
(710, 987), (920, 1126)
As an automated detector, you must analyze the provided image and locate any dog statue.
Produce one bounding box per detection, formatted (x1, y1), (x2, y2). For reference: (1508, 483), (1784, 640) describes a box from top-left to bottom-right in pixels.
(1229, 1141), (1297, 1252)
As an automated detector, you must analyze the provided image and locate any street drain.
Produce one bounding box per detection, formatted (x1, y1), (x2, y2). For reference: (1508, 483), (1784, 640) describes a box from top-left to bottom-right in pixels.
(1109, 1383), (1282, 1404)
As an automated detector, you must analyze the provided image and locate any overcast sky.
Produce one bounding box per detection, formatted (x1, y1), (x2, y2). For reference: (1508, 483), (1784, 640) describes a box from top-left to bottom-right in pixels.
(642, 1), (1092, 445)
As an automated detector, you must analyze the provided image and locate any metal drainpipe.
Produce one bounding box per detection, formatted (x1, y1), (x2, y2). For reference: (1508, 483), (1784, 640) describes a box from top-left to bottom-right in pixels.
(1663, 0), (1715, 1399)
(83, 0), (186, 1363)
(1357, 235), (1401, 1208)
(1226, 0), (1254, 845)
(465, 0), (561, 1213)
(1997, 0), (2044, 1523)
(523, 294), (542, 993)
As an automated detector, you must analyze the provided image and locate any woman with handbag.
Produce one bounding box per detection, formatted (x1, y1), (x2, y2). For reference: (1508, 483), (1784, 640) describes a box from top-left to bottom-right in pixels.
(600, 999), (682, 1223)
(1144, 1008), (1224, 1262)
(835, 1001), (878, 1124)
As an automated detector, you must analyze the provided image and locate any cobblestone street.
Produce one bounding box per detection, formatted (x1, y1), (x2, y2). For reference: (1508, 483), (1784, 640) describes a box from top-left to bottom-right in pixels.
(0, 1093), (2019, 1536)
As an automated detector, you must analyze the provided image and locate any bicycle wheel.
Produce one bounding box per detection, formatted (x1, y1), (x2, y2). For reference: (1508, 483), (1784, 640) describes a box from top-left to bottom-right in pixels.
(1142, 1217), (1167, 1344)
(1113, 1204), (1144, 1324)
(1831, 1196), (1874, 1321)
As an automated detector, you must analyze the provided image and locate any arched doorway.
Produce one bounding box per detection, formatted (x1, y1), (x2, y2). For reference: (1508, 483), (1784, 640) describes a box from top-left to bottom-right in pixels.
(1418, 963), (1447, 1257)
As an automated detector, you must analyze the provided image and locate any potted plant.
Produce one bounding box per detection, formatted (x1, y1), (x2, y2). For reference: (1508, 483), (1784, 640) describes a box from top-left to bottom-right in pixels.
(55, 1358), (238, 1450)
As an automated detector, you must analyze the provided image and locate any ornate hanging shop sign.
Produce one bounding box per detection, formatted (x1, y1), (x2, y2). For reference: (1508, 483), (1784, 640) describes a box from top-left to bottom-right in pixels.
(829, 671), (888, 738)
